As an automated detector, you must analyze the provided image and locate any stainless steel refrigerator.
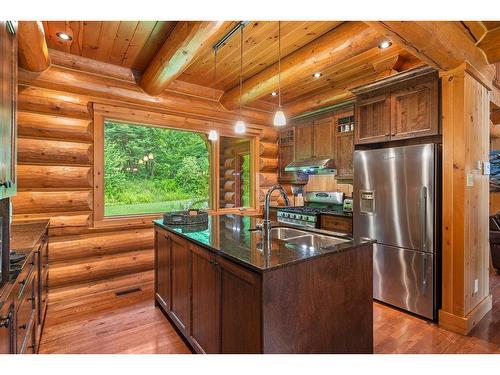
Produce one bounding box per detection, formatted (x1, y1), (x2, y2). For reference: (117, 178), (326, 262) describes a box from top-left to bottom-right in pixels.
(353, 144), (440, 320)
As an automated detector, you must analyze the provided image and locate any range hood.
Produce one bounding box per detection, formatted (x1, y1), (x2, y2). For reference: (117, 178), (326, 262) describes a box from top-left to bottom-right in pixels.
(285, 158), (336, 175)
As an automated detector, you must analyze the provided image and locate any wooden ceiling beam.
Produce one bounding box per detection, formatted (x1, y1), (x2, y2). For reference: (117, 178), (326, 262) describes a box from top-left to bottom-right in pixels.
(219, 21), (385, 111)
(18, 21), (51, 72)
(365, 21), (495, 82)
(139, 21), (230, 96)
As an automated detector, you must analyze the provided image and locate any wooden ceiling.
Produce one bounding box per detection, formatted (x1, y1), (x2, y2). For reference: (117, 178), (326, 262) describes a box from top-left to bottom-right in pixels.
(42, 21), (177, 70)
(33, 20), (498, 118)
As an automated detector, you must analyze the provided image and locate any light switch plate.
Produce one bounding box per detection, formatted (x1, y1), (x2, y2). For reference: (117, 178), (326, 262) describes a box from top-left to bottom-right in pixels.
(474, 278), (479, 293)
(483, 162), (491, 175)
(467, 173), (474, 187)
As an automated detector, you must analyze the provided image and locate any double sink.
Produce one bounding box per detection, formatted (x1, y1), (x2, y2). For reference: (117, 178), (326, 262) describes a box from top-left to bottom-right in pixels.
(252, 226), (349, 251)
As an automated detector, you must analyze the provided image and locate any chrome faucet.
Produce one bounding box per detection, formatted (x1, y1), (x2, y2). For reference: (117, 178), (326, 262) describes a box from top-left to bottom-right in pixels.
(258, 184), (290, 239)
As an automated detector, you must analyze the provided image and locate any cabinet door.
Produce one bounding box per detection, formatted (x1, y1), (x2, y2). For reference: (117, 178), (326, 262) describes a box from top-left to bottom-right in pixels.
(335, 132), (354, 179)
(320, 215), (353, 234)
(219, 257), (261, 353)
(190, 244), (220, 353)
(0, 300), (15, 354)
(170, 233), (190, 334)
(278, 143), (295, 181)
(355, 95), (391, 144)
(154, 229), (171, 310)
(295, 121), (313, 161)
(390, 80), (438, 140)
(0, 21), (17, 199)
(313, 117), (334, 159)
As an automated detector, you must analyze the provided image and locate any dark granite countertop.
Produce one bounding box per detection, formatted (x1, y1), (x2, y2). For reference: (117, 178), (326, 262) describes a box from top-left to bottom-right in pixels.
(154, 215), (373, 273)
(1, 220), (49, 306)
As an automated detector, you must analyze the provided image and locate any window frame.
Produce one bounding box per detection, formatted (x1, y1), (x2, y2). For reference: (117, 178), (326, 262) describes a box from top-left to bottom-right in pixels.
(92, 103), (261, 228)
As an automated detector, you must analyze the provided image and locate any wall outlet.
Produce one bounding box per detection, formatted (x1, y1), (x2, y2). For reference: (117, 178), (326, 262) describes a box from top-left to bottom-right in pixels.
(474, 278), (479, 293)
(467, 173), (474, 187)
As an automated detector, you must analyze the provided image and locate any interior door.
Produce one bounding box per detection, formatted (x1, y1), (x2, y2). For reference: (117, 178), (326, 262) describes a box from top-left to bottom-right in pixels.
(353, 144), (435, 252)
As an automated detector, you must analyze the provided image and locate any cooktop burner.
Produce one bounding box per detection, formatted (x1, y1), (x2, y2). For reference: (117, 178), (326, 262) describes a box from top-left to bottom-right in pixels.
(278, 206), (348, 216)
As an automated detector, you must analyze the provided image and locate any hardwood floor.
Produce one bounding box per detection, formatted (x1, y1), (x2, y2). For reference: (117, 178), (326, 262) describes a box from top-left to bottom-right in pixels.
(39, 272), (500, 354)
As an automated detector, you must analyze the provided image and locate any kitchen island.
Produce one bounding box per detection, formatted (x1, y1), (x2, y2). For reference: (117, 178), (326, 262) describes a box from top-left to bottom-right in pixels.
(154, 214), (374, 354)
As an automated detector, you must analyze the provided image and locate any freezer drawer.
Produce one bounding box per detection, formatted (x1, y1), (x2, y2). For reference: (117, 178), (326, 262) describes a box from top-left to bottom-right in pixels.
(373, 244), (435, 320)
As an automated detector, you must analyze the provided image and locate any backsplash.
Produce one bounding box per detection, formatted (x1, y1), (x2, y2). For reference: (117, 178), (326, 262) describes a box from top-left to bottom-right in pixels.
(303, 175), (353, 197)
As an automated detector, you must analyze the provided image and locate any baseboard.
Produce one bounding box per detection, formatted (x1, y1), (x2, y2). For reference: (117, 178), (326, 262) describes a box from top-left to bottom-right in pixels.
(438, 294), (492, 335)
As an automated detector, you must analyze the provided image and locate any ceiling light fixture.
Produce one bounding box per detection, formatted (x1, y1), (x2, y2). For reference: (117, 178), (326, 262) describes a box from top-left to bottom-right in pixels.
(235, 27), (246, 134)
(313, 72), (322, 78)
(378, 40), (392, 49)
(56, 32), (72, 41)
(273, 21), (286, 127)
(271, 91), (277, 96)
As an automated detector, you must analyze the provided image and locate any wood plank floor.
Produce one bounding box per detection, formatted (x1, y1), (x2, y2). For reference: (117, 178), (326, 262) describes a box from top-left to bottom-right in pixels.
(39, 272), (500, 354)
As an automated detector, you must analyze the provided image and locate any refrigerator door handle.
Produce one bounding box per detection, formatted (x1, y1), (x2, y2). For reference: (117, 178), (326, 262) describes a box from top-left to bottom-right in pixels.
(420, 186), (428, 252)
(422, 253), (428, 294)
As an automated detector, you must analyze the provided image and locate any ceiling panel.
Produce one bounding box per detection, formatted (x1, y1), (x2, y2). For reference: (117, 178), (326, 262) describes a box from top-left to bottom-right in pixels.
(43, 21), (176, 70)
(179, 21), (343, 91)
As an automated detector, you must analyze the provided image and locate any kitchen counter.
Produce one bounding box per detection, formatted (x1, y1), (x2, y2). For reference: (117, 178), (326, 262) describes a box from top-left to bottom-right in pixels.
(154, 214), (370, 273)
(154, 213), (374, 353)
(0, 220), (49, 306)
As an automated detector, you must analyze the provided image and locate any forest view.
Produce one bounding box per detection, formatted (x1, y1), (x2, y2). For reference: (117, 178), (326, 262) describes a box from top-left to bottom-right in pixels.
(104, 121), (210, 216)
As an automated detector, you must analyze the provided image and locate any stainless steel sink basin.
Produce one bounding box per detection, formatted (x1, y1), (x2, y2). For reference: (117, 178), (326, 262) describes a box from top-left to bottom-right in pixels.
(284, 234), (349, 249)
(269, 227), (309, 240)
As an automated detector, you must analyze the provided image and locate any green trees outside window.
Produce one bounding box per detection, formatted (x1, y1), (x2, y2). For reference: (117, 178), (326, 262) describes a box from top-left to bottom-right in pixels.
(104, 120), (209, 216)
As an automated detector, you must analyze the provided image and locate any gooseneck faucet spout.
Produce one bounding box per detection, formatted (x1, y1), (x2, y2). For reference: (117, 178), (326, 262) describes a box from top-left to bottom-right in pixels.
(260, 184), (290, 239)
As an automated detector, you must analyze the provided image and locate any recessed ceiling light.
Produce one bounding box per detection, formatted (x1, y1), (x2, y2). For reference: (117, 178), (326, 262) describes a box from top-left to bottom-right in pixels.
(378, 40), (392, 49)
(56, 32), (72, 41)
(313, 72), (322, 78)
(271, 91), (277, 96)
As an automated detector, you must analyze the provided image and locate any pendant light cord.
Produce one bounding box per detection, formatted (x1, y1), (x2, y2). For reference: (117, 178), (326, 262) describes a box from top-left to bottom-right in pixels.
(278, 21), (281, 109)
(239, 26), (243, 118)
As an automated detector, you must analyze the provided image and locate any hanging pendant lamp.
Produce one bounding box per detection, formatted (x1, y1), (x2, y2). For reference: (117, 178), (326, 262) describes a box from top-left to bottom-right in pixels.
(273, 21), (286, 126)
(235, 26), (246, 134)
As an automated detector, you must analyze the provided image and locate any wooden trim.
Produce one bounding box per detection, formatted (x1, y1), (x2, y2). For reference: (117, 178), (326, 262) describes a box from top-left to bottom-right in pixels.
(93, 104), (262, 226)
(439, 295), (492, 335)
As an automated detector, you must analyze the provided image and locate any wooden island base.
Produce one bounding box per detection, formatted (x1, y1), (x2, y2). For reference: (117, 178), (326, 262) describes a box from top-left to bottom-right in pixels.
(154, 224), (373, 354)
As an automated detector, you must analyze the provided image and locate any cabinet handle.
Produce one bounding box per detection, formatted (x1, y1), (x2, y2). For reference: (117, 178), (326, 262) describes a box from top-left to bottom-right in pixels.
(27, 345), (35, 350)
(19, 279), (26, 286)
(19, 324), (27, 330)
(385, 133), (390, 137)
(0, 180), (13, 188)
(0, 313), (12, 328)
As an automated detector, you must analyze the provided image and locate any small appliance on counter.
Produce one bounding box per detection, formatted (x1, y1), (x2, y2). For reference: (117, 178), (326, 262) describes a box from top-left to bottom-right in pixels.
(276, 191), (351, 228)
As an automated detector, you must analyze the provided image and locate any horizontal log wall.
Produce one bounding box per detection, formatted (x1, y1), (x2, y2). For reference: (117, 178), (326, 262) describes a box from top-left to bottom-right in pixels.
(14, 78), (278, 302)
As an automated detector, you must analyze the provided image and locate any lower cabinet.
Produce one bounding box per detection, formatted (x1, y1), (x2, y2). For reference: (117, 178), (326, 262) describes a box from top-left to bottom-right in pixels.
(320, 215), (353, 235)
(154, 227), (262, 353)
(189, 245), (219, 353)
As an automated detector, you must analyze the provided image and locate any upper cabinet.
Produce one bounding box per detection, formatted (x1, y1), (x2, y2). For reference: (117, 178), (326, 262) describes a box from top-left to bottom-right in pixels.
(353, 66), (439, 145)
(295, 115), (335, 161)
(335, 109), (355, 180)
(278, 128), (308, 185)
(0, 21), (17, 199)
(294, 120), (314, 161)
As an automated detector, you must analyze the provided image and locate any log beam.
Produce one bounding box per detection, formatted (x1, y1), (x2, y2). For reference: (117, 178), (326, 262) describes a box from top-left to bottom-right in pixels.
(219, 21), (385, 110)
(365, 21), (495, 82)
(18, 21), (51, 72)
(140, 21), (229, 96)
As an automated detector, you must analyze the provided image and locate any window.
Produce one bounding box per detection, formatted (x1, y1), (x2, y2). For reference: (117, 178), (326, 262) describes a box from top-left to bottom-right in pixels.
(218, 136), (252, 209)
(103, 120), (210, 216)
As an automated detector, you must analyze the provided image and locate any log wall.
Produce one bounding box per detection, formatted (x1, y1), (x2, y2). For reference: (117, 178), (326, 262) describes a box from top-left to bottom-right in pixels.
(14, 71), (278, 303)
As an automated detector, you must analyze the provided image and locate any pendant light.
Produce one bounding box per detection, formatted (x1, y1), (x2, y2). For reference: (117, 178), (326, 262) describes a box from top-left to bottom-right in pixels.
(208, 49), (218, 141)
(273, 21), (286, 126)
(235, 26), (246, 134)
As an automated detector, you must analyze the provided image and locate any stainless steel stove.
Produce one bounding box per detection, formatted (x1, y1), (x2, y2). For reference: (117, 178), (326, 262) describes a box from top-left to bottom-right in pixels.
(277, 191), (350, 228)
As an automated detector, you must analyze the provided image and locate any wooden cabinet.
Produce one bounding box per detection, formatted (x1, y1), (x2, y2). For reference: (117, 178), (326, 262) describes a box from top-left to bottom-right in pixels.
(278, 128), (308, 185)
(313, 117), (334, 159)
(390, 81), (438, 140)
(190, 244), (220, 354)
(154, 229), (171, 310)
(0, 21), (17, 199)
(219, 257), (261, 354)
(320, 215), (353, 235)
(0, 298), (15, 354)
(169, 234), (190, 334)
(355, 94), (391, 144)
(294, 121), (314, 161)
(354, 67), (439, 145)
(334, 110), (354, 180)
